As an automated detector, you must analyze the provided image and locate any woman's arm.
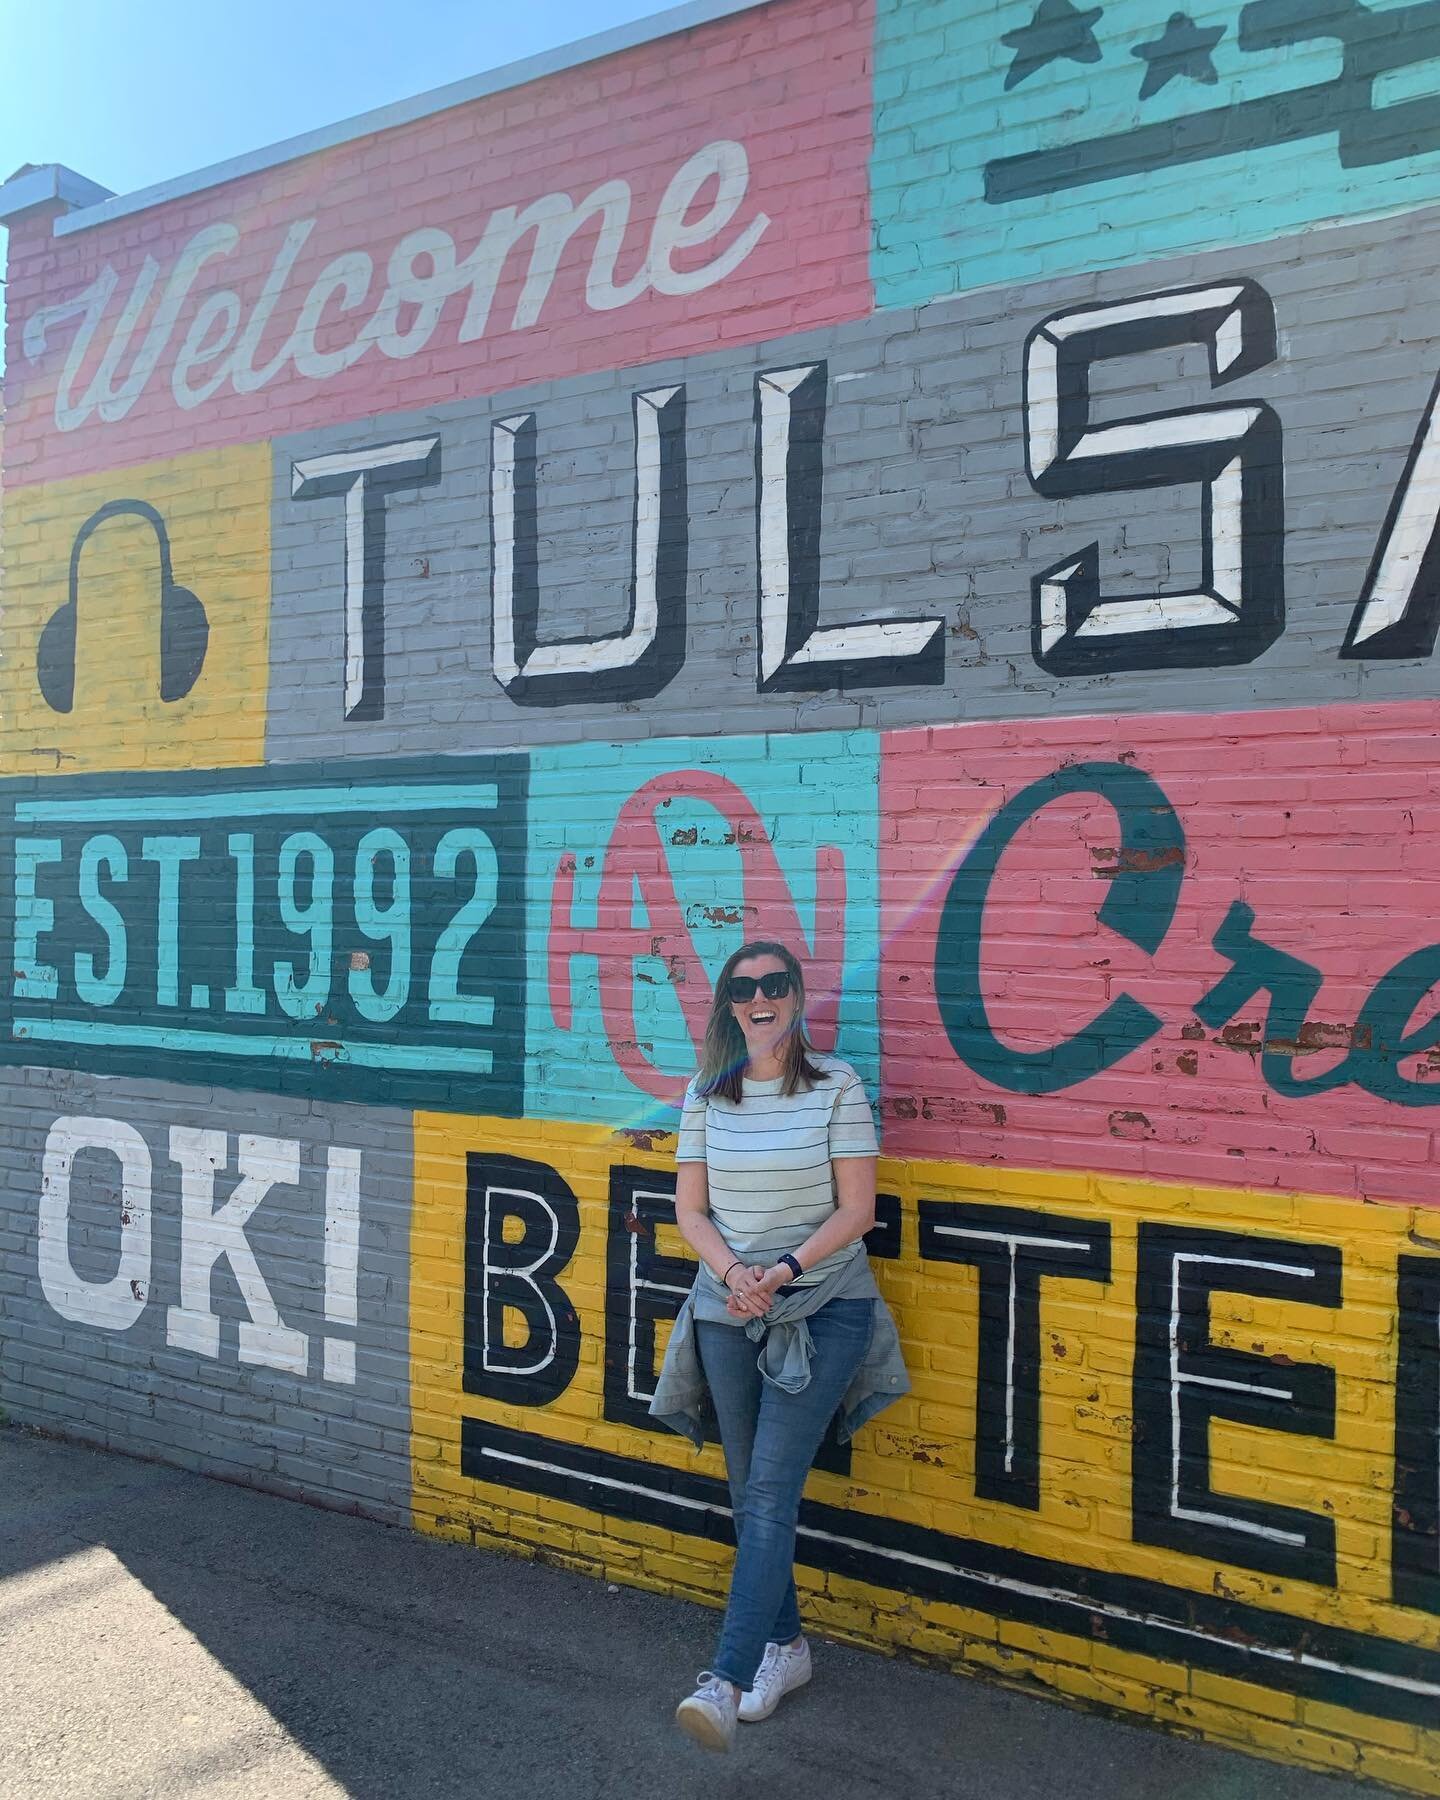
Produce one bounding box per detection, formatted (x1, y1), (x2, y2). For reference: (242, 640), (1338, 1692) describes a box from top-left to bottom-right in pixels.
(754, 1155), (877, 1300)
(673, 1161), (771, 1317)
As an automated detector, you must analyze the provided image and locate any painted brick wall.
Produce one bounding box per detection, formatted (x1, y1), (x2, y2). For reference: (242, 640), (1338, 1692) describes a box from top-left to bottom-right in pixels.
(6, 0), (1440, 1788)
(0, 1068), (413, 1514)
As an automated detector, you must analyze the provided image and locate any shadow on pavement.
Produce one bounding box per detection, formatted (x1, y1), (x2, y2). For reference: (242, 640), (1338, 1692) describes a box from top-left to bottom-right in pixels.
(0, 1425), (1374, 1800)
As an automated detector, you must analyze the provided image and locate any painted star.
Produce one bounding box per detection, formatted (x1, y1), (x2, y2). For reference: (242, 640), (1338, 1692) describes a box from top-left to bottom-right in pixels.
(1131, 12), (1225, 99)
(1001, 0), (1105, 91)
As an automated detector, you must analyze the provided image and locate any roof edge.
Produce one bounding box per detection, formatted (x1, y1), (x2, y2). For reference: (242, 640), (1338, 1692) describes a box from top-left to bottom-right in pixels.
(47, 0), (769, 242)
(0, 163), (115, 224)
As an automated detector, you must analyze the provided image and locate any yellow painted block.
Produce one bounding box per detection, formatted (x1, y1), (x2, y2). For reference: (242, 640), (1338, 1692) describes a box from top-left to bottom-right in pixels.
(1238, 1715), (1362, 1774)
(410, 1121), (1440, 1793)
(0, 446), (270, 774)
(1358, 1747), (1440, 1795)
(1302, 1700), (1419, 1752)
(1191, 1671), (1299, 1723)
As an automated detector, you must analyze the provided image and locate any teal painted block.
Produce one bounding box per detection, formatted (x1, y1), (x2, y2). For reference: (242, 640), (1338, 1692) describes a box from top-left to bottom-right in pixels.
(872, 0), (1440, 303)
(0, 757), (528, 1113)
(526, 734), (881, 1130)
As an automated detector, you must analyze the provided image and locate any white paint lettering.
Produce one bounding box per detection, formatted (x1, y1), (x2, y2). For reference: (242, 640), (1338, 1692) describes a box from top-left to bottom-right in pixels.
(87, 225), (239, 425)
(172, 289), (242, 408)
(227, 218), (319, 393)
(38, 1116), (152, 1331)
(165, 1127), (309, 1374)
(22, 266), (118, 433)
(287, 250), (375, 382)
(322, 1146), (362, 1385)
(646, 139), (770, 298)
(363, 227), (460, 360)
(28, 140), (770, 433)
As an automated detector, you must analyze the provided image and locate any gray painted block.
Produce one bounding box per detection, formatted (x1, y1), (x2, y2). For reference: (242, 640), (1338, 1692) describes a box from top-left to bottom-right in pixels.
(0, 1067), (414, 1522)
(266, 202), (1440, 762)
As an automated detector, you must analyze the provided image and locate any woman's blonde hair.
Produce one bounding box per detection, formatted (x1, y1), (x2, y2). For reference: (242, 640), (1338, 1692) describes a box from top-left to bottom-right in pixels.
(694, 939), (825, 1104)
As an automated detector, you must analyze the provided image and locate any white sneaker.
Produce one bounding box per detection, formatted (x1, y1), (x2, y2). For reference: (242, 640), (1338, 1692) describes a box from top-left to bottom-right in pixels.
(675, 1671), (740, 1751)
(738, 1636), (812, 1722)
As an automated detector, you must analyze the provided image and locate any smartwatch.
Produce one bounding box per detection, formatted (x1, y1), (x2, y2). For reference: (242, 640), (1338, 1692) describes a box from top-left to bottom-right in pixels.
(778, 1253), (804, 1283)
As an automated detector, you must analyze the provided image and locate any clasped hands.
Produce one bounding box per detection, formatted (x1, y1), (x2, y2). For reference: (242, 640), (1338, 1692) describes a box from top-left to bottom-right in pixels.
(723, 1262), (790, 1320)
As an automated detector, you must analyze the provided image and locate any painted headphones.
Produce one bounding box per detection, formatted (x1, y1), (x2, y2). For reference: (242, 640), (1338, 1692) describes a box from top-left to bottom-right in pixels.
(37, 499), (210, 714)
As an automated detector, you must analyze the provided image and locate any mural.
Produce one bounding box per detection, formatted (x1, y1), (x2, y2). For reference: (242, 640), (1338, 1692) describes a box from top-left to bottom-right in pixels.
(413, 1116), (1440, 1731)
(253, 223), (1440, 765)
(289, 436), (443, 723)
(0, 1069), (414, 1516)
(0, 758), (528, 1108)
(526, 732), (880, 1119)
(7, 0), (1440, 1785)
(3, 0), (874, 487)
(0, 446), (270, 773)
(882, 703), (1440, 1199)
(872, 0), (1440, 303)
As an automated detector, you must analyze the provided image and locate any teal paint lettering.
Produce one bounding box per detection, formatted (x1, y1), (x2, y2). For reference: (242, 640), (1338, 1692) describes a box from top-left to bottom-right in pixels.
(75, 834), (129, 1007)
(934, 763), (1184, 1094)
(0, 757), (527, 1114)
(1193, 901), (1351, 1098)
(14, 838), (64, 1001)
(1195, 904), (1440, 1104)
(429, 827), (499, 1027)
(224, 832), (266, 1016)
(349, 827), (412, 1023)
(140, 835), (202, 1007)
(275, 831), (334, 1021)
(1352, 946), (1440, 1106)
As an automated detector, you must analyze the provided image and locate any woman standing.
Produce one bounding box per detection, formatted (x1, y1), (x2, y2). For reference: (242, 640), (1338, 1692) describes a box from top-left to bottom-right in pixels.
(650, 940), (909, 1753)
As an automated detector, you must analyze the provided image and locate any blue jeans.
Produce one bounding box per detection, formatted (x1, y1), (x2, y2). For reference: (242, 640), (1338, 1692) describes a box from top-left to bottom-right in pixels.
(696, 1298), (873, 1691)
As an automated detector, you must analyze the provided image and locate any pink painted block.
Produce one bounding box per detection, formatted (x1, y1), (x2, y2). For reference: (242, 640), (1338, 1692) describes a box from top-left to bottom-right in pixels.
(881, 703), (1440, 1204)
(4, 0), (874, 487)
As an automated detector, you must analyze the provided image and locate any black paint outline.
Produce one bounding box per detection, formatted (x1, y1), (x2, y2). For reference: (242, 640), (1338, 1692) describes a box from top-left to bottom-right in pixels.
(1133, 1223), (1341, 1585)
(463, 1150), (581, 1407)
(918, 1200), (1110, 1510)
(459, 1414), (1440, 1725)
(289, 438), (442, 724)
(753, 361), (945, 694)
(491, 388), (688, 707)
(1341, 368), (1440, 661)
(1394, 1254), (1440, 1612)
(1024, 281), (1283, 675)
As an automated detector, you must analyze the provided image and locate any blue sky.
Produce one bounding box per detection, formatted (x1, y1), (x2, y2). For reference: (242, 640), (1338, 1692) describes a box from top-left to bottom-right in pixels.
(1, 0), (674, 222)
(0, 0), (685, 372)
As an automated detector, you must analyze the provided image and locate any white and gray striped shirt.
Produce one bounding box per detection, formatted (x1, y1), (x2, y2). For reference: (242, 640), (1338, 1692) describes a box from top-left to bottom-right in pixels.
(676, 1055), (879, 1284)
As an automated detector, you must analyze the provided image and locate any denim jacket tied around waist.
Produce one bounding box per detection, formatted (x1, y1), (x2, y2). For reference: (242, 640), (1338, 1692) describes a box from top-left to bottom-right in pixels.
(648, 1252), (910, 1450)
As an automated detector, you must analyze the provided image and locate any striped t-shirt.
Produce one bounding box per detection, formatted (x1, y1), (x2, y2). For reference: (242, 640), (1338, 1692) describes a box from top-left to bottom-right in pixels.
(676, 1055), (879, 1285)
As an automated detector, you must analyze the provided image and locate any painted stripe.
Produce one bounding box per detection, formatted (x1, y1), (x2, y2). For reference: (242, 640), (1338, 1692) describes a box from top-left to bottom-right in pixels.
(459, 1418), (1440, 1724)
(11, 1019), (495, 1074)
(16, 784), (499, 824)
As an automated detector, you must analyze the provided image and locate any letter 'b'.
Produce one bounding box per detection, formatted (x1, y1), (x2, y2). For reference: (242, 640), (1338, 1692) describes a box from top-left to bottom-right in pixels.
(464, 1152), (581, 1406)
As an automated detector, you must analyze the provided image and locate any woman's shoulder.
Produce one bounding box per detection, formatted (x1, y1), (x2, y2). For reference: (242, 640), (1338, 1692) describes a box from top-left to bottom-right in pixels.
(685, 1075), (740, 1110)
(808, 1053), (867, 1091)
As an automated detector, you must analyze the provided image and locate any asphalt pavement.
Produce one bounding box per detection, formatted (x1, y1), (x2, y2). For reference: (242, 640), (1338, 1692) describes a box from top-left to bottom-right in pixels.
(0, 1425), (1376, 1800)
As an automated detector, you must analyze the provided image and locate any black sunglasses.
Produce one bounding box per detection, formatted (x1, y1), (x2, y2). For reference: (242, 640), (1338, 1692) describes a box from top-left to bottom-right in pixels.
(727, 971), (793, 1003)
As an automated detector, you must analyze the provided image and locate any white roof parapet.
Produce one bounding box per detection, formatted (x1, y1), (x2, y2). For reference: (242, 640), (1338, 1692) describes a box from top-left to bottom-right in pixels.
(0, 164), (115, 223)
(26, 0), (767, 243)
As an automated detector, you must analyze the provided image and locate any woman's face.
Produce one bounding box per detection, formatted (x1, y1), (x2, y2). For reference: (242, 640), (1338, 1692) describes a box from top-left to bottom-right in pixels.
(727, 952), (801, 1065)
